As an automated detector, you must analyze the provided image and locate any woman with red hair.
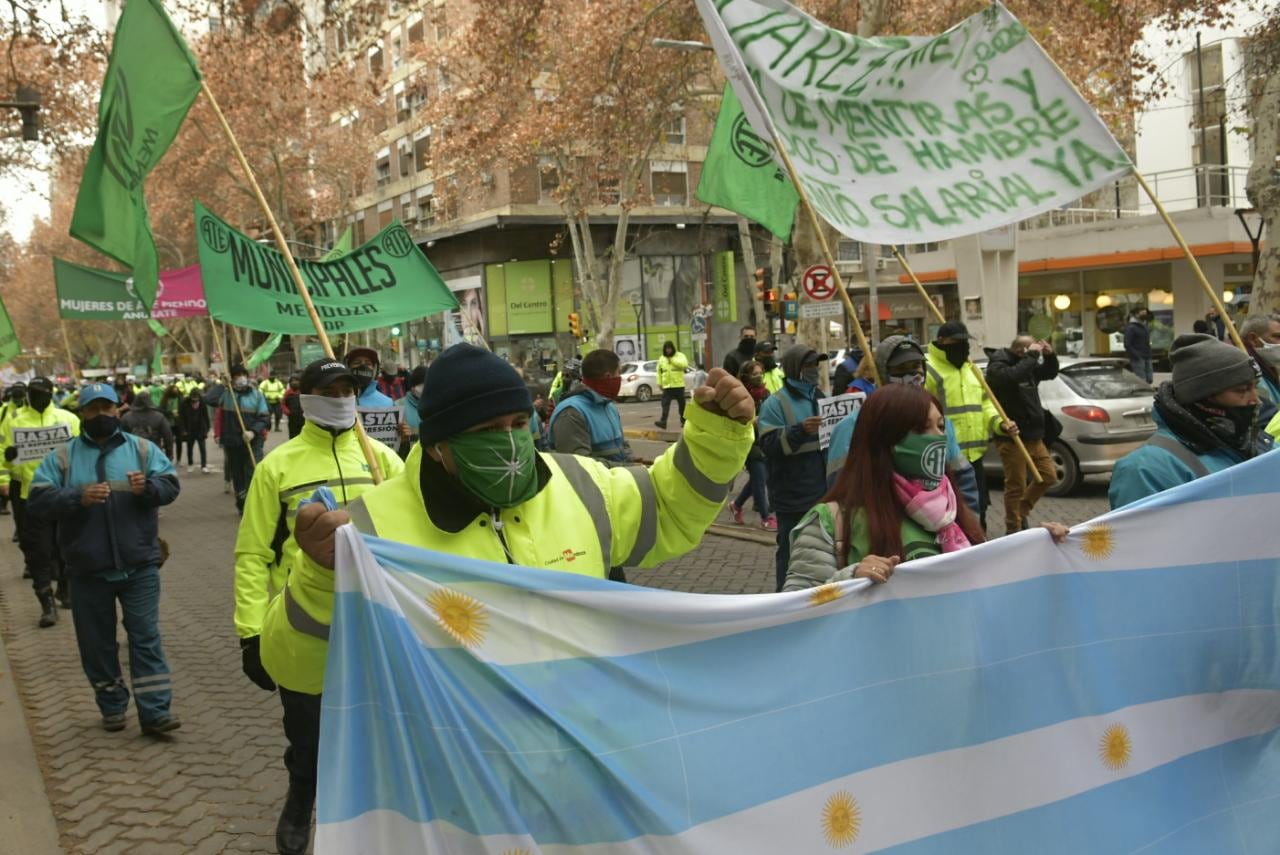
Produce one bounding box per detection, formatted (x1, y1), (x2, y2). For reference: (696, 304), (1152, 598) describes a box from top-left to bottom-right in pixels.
(783, 385), (1067, 591)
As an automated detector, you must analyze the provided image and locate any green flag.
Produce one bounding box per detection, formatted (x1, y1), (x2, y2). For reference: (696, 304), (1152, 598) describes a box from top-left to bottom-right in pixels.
(695, 85), (798, 242)
(195, 200), (458, 335)
(69, 0), (202, 312)
(326, 227), (354, 260)
(0, 293), (20, 365)
(151, 341), (163, 375)
(246, 332), (283, 370)
(147, 318), (168, 337)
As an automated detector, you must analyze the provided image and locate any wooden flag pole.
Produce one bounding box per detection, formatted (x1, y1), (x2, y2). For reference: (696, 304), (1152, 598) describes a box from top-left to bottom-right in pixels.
(207, 315), (257, 469)
(892, 246), (1043, 484)
(200, 81), (384, 484)
(1132, 169), (1247, 351)
(60, 321), (79, 380)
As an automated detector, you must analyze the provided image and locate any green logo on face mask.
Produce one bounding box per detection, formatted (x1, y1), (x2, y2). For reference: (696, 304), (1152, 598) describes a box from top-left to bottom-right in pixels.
(445, 428), (539, 508)
(892, 433), (947, 489)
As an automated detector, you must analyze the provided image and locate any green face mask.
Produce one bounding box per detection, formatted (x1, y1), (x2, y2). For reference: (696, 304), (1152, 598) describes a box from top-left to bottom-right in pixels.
(891, 433), (948, 490)
(443, 428), (540, 508)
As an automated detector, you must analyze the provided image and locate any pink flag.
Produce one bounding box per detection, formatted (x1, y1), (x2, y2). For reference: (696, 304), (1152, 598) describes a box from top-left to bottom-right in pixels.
(152, 264), (207, 318)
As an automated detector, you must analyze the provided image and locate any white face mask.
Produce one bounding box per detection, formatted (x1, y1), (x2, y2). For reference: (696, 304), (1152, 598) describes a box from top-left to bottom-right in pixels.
(1257, 341), (1280, 368)
(301, 394), (357, 430)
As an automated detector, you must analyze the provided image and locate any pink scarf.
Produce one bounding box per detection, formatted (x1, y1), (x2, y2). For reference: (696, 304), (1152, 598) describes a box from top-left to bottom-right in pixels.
(891, 473), (970, 553)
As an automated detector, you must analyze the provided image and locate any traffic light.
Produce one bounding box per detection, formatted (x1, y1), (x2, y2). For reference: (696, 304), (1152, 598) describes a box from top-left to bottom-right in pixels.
(763, 289), (777, 315)
(754, 267), (774, 306)
(568, 312), (582, 339)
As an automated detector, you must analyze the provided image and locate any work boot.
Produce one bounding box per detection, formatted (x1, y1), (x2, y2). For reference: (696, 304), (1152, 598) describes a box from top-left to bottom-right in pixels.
(37, 590), (58, 628)
(275, 781), (315, 855)
(55, 583), (71, 610)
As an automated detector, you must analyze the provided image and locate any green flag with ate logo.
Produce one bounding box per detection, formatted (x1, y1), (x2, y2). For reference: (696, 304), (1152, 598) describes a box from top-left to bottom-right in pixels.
(695, 85), (798, 242)
(69, 0), (202, 313)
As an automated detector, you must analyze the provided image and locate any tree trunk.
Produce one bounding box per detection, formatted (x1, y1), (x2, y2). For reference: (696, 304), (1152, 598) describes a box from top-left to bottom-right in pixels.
(737, 218), (765, 327)
(1246, 70), (1280, 313)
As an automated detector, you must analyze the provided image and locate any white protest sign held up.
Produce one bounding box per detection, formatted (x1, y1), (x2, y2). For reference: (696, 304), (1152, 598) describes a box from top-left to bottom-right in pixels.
(359, 407), (401, 448)
(13, 425), (72, 463)
(819, 391), (865, 450)
(694, 0), (1131, 245)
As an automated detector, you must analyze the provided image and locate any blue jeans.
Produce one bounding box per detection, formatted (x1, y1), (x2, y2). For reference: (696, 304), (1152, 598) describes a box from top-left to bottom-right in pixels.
(69, 565), (173, 724)
(733, 459), (770, 518)
(1129, 355), (1153, 384)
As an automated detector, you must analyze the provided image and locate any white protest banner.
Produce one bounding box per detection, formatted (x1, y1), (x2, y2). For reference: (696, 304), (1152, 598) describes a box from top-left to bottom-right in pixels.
(694, 0), (1131, 245)
(359, 407), (401, 448)
(13, 425), (72, 463)
(819, 391), (864, 450)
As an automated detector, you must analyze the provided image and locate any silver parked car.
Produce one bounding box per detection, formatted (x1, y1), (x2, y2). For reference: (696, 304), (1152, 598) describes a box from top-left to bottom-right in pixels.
(981, 356), (1156, 496)
(618, 361), (700, 402)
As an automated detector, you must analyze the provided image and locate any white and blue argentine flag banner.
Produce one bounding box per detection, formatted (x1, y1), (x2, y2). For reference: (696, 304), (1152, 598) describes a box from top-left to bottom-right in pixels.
(317, 452), (1280, 854)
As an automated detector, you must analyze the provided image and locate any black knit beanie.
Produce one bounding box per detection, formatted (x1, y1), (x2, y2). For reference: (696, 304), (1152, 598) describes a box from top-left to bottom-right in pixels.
(1170, 333), (1256, 405)
(419, 344), (532, 445)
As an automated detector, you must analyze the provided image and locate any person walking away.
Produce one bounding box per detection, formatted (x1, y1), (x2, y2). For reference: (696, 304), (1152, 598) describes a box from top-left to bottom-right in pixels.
(783, 384), (1068, 592)
(205, 365), (270, 514)
(549, 349), (639, 467)
(233, 360), (404, 855)
(757, 345), (829, 591)
(825, 336), (980, 512)
(282, 374), (304, 439)
(722, 325), (757, 378)
(0, 377), (80, 624)
(653, 341), (689, 429)
(1123, 307), (1153, 383)
(755, 341), (785, 394)
(260, 374), (286, 432)
(177, 388), (211, 472)
(728, 360), (776, 531)
(985, 335), (1060, 534)
(27, 383), (181, 734)
(1110, 333), (1273, 508)
(395, 365), (426, 459)
(121, 393), (176, 462)
(263, 344), (752, 854)
(342, 347), (394, 408)
(1239, 313), (1280, 413)
(925, 322), (1017, 529)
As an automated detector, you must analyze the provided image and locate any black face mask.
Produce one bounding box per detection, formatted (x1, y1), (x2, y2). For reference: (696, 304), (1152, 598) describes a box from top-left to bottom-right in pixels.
(938, 341), (969, 368)
(27, 391), (51, 411)
(83, 414), (119, 440)
(739, 337), (756, 353)
(351, 367), (377, 385)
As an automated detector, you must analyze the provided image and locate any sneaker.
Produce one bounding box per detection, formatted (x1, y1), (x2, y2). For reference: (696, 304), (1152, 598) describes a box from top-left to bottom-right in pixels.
(185, 465), (193, 473)
(141, 715), (182, 736)
(761, 515), (778, 532)
(102, 713), (127, 732)
(201, 466), (210, 474)
(729, 502), (745, 525)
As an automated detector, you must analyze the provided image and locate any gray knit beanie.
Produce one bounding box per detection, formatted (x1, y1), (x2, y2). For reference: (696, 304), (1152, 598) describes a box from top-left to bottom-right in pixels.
(1170, 333), (1256, 405)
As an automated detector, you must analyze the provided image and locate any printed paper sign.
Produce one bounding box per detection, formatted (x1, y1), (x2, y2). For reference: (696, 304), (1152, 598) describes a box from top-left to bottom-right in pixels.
(819, 392), (865, 450)
(695, 0), (1131, 244)
(13, 425), (72, 463)
(359, 407), (402, 448)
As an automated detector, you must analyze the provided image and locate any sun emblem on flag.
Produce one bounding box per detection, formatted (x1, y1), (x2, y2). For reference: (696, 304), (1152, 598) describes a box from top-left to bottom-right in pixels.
(809, 584), (843, 607)
(426, 588), (489, 648)
(1080, 524), (1115, 561)
(821, 790), (861, 848)
(1099, 723), (1132, 770)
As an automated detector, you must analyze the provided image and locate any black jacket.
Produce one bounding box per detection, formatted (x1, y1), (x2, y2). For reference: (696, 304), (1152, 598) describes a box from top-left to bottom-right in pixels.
(1123, 320), (1151, 359)
(177, 399), (210, 439)
(985, 348), (1059, 440)
(121, 397), (175, 456)
(722, 344), (757, 380)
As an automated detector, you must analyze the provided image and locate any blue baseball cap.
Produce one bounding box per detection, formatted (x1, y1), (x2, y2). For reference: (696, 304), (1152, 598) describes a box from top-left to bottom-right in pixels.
(78, 383), (119, 409)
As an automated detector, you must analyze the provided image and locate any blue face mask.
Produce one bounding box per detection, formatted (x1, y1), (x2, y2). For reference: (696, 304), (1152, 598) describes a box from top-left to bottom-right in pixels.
(799, 366), (821, 387)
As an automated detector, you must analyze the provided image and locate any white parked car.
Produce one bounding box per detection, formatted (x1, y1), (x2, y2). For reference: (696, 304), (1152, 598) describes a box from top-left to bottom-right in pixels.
(618, 361), (699, 402)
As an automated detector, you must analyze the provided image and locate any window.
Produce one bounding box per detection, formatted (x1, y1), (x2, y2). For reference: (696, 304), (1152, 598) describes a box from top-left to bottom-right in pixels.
(414, 128), (431, 172)
(375, 147), (391, 186)
(394, 81), (409, 122)
(397, 137), (412, 178)
(368, 44), (383, 78)
(1187, 43), (1228, 205)
(664, 115), (686, 145)
(399, 192), (412, 221)
(910, 242), (941, 253)
(409, 87), (427, 115)
(837, 238), (861, 262)
(649, 160), (687, 206)
(538, 155), (560, 202)
(407, 14), (425, 44)
(377, 200), (394, 229)
(597, 166), (620, 205)
(353, 211), (366, 244)
(416, 184), (436, 226)
(391, 34), (403, 69)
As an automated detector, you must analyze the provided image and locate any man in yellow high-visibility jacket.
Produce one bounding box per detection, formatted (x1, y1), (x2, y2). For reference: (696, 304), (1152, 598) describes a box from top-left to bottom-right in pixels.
(259, 374), (286, 432)
(653, 340), (690, 429)
(233, 359), (403, 855)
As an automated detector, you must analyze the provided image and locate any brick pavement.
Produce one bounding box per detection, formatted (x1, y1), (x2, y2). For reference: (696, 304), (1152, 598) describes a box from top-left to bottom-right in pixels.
(0, 428), (1111, 852)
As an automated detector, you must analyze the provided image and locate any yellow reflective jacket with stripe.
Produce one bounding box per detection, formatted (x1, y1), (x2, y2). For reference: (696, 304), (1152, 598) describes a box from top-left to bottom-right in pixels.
(233, 420), (404, 639)
(924, 342), (1003, 463)
(260, 403), (753, 693)
(0, 405), (81, 498)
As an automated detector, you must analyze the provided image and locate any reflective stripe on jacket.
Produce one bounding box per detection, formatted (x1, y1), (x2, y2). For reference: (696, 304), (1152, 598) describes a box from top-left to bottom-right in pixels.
(233, 420), (404, 639)
(925, 342), (1001, 463)
(260, 403), (753, 693)
(0, 405), (81, 497)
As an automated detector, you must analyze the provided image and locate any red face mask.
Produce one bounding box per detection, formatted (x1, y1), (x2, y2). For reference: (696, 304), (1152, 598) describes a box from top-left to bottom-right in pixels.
(583, 375), (622, 400)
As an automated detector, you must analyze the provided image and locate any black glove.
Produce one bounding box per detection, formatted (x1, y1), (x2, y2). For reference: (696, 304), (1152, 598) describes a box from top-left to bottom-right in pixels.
(3, 446), (15, 462)
(240, 636), (276, 691)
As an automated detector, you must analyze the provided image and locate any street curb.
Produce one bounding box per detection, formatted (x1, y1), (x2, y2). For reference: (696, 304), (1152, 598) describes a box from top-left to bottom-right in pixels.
(707, 523), (777, 546)
(623, 428), (681, 443)
(0, 622), (64, 854)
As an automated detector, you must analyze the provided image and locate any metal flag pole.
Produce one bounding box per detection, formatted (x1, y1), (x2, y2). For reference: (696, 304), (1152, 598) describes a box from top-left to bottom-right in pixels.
(199, 81), (384, 484)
